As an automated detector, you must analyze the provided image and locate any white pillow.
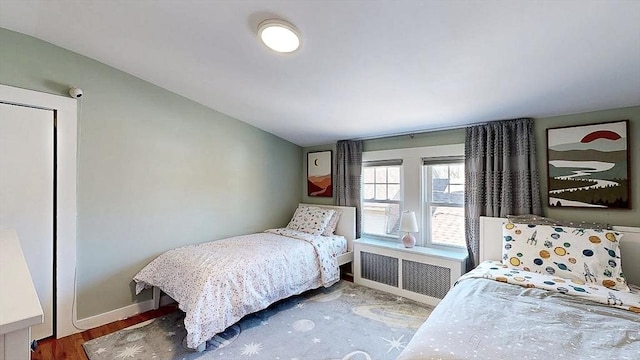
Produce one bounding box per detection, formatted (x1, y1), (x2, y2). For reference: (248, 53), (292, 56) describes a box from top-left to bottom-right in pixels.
(297, 204), (342, 236)
(322, 209), (342, 236)
(286, 206), (335, 235)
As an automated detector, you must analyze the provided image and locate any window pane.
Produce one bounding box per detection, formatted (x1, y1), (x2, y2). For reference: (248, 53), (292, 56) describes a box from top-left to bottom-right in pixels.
(449, 184), (464, 205)
(362, 201), (400, 237)
(375, 184), (387, 200)
(431, 163), (465, 205)
(363, 167), (375, 183)
(387, 167), (400, 183)
(375, 167), (387, 183)
(363, 184), (375, 200)
(430, 206), (465, 247)
(450, 163), (464, 182)
(432, 165), (449, 179)
(388, 184), (400, 201)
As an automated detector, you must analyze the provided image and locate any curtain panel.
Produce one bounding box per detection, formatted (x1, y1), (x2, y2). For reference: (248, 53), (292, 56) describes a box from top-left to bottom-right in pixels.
(335, 140), (363, 238)
(464, 118), (542, 270)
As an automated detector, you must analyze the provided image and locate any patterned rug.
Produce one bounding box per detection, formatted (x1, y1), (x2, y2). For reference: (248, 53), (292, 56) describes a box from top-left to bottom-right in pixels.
(83, 281), (432, 360)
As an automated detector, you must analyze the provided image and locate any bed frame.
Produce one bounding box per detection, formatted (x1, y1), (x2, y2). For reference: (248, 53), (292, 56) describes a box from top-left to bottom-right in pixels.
(479, 216), (640, 286)
(302, 203), (356, 266)
(150, 204), (356, 351)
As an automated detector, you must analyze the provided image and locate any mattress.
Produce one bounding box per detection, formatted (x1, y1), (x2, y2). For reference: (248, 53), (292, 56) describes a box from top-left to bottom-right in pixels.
(398, 262), (640, 360)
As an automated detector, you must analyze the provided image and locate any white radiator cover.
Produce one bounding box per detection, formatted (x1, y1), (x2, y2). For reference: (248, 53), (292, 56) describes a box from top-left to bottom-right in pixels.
(354, 239), (467, 306)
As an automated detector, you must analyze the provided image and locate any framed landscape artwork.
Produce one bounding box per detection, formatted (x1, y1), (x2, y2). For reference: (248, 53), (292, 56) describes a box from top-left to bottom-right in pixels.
(546, 120), (630, 209)
(307, 150), (332, 197)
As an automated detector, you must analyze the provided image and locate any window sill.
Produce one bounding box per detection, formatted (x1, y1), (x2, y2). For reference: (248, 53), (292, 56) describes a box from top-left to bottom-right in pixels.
(355, 237), (468, 262)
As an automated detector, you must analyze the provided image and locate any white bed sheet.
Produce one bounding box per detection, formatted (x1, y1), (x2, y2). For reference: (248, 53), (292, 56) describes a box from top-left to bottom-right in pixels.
(133, 229), (344, 348)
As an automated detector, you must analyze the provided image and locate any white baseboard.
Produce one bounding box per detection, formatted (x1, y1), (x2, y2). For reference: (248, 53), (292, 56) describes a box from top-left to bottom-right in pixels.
(74, 300), (155, 331)
(74, 295), (178, 332)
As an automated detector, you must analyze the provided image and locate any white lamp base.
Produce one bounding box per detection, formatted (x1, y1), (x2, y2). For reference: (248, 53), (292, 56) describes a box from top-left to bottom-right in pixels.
(402, 233), (416, 248)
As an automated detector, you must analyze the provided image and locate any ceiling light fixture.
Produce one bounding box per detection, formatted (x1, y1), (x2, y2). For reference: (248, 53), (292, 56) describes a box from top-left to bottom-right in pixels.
(258, 19), (301, 53)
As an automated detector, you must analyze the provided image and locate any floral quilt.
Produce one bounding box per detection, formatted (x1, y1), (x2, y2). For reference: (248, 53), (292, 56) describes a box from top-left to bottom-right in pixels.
(133, 229), (346, 349)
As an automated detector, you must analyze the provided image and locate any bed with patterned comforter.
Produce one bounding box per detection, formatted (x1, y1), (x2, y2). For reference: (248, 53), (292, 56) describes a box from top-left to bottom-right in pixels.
(397, 260), (640, 360)
(133, 228), (346, 349)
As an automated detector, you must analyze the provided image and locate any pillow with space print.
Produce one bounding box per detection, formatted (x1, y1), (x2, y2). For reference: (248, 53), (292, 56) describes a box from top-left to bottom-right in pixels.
(501, 222), (629, 292)
(286, 206), (335, 236)
(297, 204), (342, 236)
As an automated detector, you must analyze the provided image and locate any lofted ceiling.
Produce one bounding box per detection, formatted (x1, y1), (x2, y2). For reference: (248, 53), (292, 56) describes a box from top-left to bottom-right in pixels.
(0, 0), (639, 146)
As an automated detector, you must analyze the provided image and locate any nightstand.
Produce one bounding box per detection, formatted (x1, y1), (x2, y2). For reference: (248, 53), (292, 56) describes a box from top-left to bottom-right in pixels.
(353, 237), (467, 306)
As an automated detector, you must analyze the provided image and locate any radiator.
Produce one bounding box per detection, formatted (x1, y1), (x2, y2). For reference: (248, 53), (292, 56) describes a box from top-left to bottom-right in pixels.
(402, 260), (451, 299)
(360, 252), (398, 287)
(354, 239), (467, 305)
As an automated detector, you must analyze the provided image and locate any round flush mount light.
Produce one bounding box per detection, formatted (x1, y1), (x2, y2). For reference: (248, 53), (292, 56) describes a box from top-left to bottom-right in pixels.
(258, 19), (301, 53)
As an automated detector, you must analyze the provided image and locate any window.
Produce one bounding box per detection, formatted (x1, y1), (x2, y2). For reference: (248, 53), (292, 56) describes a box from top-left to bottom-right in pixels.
(360, 144), (465, 249)
(361, 160), (402, 239)
(423, 159), (465, 248)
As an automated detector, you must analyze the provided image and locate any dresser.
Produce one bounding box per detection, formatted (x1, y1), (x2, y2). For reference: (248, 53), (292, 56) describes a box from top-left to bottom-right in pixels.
(0, 229), (44, 360)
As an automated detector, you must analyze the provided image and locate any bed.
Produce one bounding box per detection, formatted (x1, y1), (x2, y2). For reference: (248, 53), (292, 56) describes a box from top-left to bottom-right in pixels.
(133, 204), (355, 351)
(398, 216), (640, 360)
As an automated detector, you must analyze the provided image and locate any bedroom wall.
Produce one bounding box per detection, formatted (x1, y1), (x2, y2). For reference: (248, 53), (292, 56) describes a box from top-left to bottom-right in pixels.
(0, 28), (302, 319)
(302, 107), (639, 227)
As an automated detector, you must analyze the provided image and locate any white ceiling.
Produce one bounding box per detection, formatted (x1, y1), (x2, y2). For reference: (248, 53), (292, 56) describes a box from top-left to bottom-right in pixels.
(1, 1), (639, 146)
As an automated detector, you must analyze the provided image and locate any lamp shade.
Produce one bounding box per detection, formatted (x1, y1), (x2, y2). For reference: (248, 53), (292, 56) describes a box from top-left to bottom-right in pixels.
(399, 211), (418, 233)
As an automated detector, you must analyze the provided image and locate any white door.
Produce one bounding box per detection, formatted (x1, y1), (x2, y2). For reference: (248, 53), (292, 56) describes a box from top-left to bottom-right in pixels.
(0, 102), (54, 340)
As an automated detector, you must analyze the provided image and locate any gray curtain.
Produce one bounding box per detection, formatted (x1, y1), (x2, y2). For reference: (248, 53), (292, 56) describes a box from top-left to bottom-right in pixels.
(335, 140), (363, 238)
(464, 118), (542, 270)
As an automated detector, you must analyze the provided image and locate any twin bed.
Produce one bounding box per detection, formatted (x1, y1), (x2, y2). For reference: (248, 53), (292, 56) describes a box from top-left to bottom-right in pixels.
(133, 204), (355, 351)
(398, 216), (640, 359)
(135, 207), (639, 358)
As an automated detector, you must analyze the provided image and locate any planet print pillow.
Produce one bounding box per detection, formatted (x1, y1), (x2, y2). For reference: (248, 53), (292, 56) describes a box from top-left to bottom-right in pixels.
(501, 222), (629, 292)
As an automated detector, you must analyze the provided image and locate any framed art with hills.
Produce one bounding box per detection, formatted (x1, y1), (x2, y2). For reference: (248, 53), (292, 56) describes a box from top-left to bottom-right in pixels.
(546, 120), (630, 209)
(307, 150), (332, 197)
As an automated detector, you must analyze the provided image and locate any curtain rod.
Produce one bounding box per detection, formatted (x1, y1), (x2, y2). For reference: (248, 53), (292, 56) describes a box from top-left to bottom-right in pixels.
(352, 121), (488, 142)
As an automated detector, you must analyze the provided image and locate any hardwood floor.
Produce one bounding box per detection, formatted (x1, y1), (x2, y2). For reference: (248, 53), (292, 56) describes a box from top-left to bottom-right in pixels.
(31, 305), (177, 360)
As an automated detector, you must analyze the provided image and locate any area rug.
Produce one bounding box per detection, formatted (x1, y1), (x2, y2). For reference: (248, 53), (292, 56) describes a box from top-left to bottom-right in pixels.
(83, 281), (432, 360)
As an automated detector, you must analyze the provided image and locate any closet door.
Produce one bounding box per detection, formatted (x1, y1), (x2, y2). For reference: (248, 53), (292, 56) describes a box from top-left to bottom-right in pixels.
(0, 102), (54, 340)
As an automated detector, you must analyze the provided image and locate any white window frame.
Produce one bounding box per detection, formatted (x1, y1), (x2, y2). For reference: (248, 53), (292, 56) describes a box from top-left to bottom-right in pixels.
(423, 159), (466, 249)
(361, 160), (403, 240)
(362, 143), (465, 248)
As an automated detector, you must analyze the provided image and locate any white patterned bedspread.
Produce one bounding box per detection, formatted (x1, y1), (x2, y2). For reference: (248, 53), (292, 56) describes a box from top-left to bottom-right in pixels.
(133, 229), (345, 349)
(398, 261), (640, 360)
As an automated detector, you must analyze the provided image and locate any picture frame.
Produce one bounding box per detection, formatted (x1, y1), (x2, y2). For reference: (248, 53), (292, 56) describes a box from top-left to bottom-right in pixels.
(546, 120), (630, 209)
(307, 150), (332, 197)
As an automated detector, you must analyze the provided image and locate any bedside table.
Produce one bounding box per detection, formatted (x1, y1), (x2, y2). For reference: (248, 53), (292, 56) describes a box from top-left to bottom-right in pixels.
(353, 237), (467, 306)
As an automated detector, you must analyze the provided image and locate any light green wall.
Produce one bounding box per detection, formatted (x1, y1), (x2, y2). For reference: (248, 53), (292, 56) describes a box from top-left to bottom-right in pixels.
(303, 108), (639, 227)
(534, 106), (640, 227)
(0, 28), (302, 318)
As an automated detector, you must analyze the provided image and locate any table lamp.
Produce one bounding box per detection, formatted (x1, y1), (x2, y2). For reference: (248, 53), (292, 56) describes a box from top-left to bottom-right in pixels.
(399, 211), (418, 248)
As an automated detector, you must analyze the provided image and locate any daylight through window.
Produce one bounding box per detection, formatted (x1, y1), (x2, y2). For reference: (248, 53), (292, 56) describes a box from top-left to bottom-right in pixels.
(361, 160), (402, 239)
(423, 159), (465, 248)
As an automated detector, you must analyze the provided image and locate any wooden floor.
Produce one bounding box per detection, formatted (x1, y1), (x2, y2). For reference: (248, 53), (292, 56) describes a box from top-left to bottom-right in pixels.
(31, 305), (177, 360)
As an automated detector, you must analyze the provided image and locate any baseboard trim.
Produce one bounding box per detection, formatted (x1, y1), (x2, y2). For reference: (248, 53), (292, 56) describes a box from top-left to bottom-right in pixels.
(75, 300), (155, 331)
(74, 295), (178, 332)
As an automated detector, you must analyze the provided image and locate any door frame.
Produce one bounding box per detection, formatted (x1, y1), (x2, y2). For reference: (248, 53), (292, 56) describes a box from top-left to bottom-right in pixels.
(0, 84), (78, 338)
